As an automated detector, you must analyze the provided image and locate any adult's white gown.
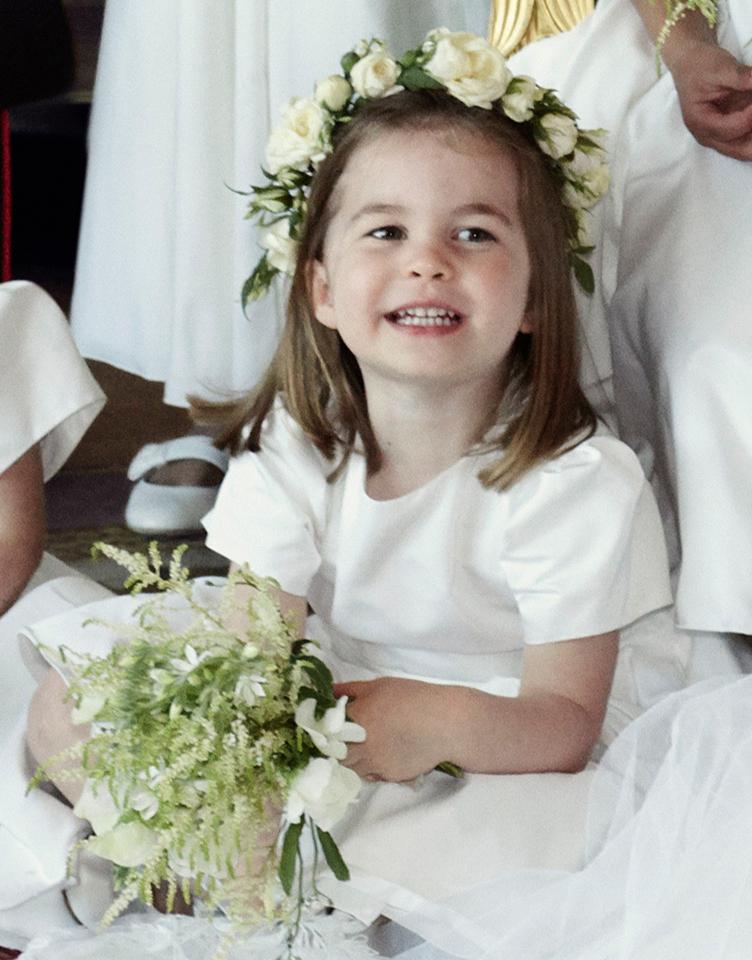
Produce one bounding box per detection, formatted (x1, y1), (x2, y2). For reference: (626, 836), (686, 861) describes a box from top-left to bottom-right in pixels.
(70, 0), (488, 407)
(509, 0), (752, 635)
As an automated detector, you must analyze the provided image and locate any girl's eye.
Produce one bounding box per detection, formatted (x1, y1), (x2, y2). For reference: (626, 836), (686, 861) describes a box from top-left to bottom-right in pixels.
(368, 225), (405, 240)
(457, 227), (496, 243)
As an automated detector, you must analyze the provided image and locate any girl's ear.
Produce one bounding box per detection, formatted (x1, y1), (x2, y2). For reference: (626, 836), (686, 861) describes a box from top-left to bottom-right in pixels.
(309, 260), (337, 330)
(519, 311), (534, 335)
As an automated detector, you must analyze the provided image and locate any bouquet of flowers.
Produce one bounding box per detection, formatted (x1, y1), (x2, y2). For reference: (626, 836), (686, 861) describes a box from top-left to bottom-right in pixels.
(32, 543), (365, 956)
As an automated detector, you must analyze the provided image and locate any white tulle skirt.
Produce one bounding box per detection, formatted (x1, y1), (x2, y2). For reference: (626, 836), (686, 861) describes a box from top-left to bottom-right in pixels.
(18, 673), (752, 959)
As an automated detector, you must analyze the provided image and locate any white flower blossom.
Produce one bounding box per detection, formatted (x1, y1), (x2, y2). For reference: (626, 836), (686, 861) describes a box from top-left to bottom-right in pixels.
(536, 112), (579, 159)
(295, 696), (366, 760)
(74, 780), (122, 835)
(87, 821), (160, 867)
(130, 785), (159, 820)
(501, 75), (543, 122)
(315, 75), (352, 111)
(425, 29), (512, 109)
(562, 162), (610, 210)
(261, 219), (299, 276)
(234, 673), (267, 707)
(266, 97), (327, 174)
(170, 643), (210, 675)
(350, 50), (401, 98)
(286, 757), (361, 832)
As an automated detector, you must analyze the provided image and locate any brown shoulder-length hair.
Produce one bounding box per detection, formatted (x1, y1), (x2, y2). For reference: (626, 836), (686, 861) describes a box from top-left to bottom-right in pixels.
(193, 89), (596, 490)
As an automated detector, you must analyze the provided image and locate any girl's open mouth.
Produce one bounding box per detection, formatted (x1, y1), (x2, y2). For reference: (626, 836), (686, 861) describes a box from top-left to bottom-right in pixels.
(385, 306), (463, 329)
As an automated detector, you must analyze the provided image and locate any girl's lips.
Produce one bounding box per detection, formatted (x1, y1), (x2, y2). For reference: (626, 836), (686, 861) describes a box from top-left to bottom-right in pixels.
(384, 304), (464, 332)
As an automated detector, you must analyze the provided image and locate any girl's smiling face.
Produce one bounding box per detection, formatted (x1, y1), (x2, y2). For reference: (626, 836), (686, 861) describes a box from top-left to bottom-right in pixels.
(310, 126), (533, 400)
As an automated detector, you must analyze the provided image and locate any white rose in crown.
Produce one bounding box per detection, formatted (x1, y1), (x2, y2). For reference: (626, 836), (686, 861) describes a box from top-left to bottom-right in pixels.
(295, 695), (366, 761)
(266, 97), (327, 174)
(261, 219), (299, 276)
(286, 757), (361, 832)
(536, 112), (579, 159)
(315, 74), (352, 112)
(501, 75), (543, 122)
(425, 29), (512, 109)
(562, 162), (610, 210)
(564, 142), (608, 179)
(350, 49), (401, 98)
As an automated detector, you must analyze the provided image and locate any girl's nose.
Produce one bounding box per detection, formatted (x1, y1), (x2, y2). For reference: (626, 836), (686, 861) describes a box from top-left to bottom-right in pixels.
(404, 242), (452, 280)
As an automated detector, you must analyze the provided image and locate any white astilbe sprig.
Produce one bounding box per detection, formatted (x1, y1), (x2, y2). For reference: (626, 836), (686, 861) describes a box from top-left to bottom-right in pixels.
(31, 542), (364, 960)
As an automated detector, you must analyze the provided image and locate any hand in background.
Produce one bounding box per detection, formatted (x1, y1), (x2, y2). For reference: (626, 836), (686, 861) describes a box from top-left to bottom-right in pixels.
(333, 677), (449, 783)
(669, 41), (752, 160)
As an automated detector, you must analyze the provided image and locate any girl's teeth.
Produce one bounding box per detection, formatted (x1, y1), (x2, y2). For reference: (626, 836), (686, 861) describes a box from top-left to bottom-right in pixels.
(390, 307), (460, 326)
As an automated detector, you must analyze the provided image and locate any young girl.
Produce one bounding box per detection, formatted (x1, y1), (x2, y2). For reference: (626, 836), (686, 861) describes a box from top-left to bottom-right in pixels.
(23, 31), (690, 958)
(195, 62), (673, 924)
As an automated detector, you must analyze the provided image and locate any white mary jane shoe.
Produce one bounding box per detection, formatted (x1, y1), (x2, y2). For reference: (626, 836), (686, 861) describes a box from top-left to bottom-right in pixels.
(125, 436), (229, 536)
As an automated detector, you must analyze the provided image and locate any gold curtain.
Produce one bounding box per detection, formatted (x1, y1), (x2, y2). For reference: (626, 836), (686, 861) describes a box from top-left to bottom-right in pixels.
(488, 0), (595, 56)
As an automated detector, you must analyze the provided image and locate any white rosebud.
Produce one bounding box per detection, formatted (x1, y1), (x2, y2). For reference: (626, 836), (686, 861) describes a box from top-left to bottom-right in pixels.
(286, 757), (361, 832)
(266, 97), (327, 175)
(87, 821), (159, 867)
(315, 74), (352, 112)
(350, 50), (401, 98)
(562, 162), (610, 210)
(425, 31), (512, 109)
(573, 209), (593, 249)
(295, 696), (366, 761)
(261, 219), (299, 276)
(581, 162), (610, 200)
(501, 75), (543, 122)
(536, 112), (579, 159)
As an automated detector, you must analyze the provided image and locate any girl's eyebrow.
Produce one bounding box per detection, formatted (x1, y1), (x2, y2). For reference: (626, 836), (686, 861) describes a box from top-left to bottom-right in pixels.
(454, 202), (513, 225)
(349, 203), (402, 225)
(348, 201), (512, 226)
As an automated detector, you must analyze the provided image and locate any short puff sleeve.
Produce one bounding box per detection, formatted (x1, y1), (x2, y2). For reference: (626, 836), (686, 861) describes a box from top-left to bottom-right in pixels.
(500, 435), (672, 644)
(0, 281), (105, 479)
(203, 403), (329, 596)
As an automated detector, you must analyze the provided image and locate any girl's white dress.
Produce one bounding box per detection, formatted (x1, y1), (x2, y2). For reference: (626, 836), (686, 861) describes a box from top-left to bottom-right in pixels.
(14, 400), (748, 959)
(509, 0), (752, 635)
(0, 280), (109, 948)
(70, 0), (488, 407)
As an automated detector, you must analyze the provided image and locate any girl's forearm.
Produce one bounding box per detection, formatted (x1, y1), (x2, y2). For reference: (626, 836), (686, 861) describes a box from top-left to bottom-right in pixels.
(436, 685), (602, 775)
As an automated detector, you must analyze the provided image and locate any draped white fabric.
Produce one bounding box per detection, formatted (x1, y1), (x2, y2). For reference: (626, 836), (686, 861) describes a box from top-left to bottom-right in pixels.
(510, 0), (752, 634)
(70, 0), (488, 407)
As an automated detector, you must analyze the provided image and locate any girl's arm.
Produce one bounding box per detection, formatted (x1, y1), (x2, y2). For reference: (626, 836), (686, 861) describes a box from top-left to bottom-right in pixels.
(226, 562), (308, 636)
(335, 631), (618, 782)
(631, 0), (752, 160)
(0, 445), (45, 615)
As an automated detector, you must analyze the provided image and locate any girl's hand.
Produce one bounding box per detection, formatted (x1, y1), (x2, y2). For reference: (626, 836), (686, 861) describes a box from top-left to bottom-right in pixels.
(669, 41), (752, 161)
(333, 677), (449, 783)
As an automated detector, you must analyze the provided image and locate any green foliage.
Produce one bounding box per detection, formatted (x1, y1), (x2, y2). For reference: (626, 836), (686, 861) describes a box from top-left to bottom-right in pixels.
(41, 543), (358, 955)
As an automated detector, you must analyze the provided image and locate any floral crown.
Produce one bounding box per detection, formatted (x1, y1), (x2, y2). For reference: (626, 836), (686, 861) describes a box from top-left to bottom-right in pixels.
(241, 29), (609, 306)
